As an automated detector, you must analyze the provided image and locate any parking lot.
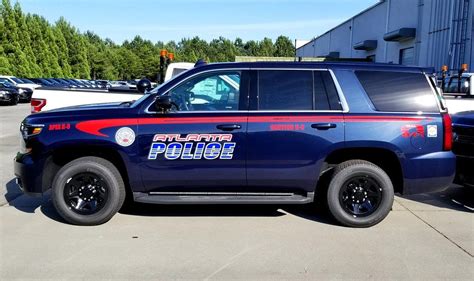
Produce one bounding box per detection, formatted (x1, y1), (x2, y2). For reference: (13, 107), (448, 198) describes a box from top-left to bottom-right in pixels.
(0, 104), (473, 280)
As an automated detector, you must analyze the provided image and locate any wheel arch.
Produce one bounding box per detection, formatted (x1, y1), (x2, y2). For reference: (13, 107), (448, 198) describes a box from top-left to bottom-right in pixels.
(322, 146), (404, 194)
(42, 145), (132, 195)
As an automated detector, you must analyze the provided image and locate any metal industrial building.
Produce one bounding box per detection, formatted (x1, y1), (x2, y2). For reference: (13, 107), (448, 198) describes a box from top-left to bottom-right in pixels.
(296, 0), (474, 74)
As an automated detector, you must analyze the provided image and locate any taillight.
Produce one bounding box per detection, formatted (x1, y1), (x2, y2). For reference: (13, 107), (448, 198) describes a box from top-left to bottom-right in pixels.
(442, 113), (453, 151)
(31, 98), (46, 113)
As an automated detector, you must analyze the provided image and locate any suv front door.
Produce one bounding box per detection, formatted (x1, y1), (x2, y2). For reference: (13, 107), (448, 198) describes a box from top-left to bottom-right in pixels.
(138, 70), (249, 192)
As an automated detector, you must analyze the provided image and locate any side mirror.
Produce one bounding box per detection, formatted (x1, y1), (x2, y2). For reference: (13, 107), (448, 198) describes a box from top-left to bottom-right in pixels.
(154, 95), (172, 111)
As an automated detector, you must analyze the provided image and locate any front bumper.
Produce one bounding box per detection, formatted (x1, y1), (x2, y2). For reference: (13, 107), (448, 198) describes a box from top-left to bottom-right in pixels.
(0, 93), (17, 102)
(18, 91), (32, 101)
(14, 153), (45, 196)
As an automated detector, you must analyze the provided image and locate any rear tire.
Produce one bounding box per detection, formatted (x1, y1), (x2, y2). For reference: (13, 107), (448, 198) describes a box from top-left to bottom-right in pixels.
(327, 160), (394, 227)
(51, 157), (126, 225)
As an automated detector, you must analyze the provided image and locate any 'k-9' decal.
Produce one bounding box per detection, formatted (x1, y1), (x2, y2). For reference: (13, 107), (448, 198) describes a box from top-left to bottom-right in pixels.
(148, 134), (236, 160)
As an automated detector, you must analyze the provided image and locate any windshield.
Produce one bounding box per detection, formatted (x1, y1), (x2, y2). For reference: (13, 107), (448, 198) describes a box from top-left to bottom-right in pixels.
(21, 78), (34, 83)
(0, 81), (15, 88)
(12, 77), (24, 83)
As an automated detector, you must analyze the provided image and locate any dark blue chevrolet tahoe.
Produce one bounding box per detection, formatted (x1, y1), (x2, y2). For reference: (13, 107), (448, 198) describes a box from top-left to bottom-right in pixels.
(14, 62), (456, 227)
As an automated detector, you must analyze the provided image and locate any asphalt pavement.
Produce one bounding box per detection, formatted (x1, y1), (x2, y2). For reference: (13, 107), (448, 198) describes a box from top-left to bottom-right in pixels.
(0, 104), (473, 280)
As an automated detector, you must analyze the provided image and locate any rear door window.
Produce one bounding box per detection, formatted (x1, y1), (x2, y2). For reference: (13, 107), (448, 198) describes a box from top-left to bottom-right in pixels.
(258, 70), (313, 110)
(257, 70), (342, 111)
(355, 71), (439, 112)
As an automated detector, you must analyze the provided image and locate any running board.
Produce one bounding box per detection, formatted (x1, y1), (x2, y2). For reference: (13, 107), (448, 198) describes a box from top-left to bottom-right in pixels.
(133, 191), (314, 204)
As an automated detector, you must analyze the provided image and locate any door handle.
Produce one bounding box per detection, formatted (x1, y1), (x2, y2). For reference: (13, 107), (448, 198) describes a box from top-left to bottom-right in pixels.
(216, 124), (242, 131)
(311, 123), (337, 130)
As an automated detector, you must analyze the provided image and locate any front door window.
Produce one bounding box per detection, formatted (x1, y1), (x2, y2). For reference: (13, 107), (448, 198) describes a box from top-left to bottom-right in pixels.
(168, 72), (241, 111)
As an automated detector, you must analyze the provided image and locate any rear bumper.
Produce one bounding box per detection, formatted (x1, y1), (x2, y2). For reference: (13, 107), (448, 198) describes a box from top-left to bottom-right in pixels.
(14, 153), (45, 196)
(402, 151), (456, 195)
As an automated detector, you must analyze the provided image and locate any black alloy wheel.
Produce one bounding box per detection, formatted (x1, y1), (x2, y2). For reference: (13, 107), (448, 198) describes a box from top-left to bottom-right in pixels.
(63, 172), (109, 215)
(339, 175), (383, 217)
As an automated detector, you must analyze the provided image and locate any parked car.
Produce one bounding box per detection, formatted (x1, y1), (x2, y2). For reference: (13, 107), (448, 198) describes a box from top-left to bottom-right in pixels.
(127, 80), (137, 89)
(0, 81), (19, 105)
(0, 81), (33, 102)
(80, 79), (97, 88)
(43, 78), (64, 87)
(452, 111), (474, 187)
(95, 80), (112, 89)
(0, 81), (32, 102)
(19, 78), (38, 85)
(55, 78), (77, 88)
(28, 78), (54, 87)
(110, 81), (134, 90)
(0, 75), (40, 91)
(16, 62), (455, 227)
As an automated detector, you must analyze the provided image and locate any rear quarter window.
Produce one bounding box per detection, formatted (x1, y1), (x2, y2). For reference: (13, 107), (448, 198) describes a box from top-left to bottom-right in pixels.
(355, 71), (439, 112)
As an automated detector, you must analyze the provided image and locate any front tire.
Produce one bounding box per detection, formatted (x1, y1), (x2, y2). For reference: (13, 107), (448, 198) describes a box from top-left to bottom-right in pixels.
(51, 157), (126, 225)
(327, 160), (394, 227)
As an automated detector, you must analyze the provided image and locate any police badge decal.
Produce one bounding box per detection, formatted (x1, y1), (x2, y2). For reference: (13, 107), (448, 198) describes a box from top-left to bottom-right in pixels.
(115, 127), (136, 147)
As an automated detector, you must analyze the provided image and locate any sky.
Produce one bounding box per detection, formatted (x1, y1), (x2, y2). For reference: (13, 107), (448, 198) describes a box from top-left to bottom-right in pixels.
(17, 0), (378, 44)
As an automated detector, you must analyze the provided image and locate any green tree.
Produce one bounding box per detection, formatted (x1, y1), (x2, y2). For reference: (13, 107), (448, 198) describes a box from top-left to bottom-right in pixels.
(178, 37), (210, 62)
(26, 14), (63, 77)
(1, 0), (32, 76)
(243, 40), (259, 56)
(13, 2), (41, 76)
(209, 36), (237, 62)
(274, 36), (294, 57)
(0, 4), (12, 74)
(56, 17), (90, 78)
(257, 37), (275, 57)
(52, 24), (72, 77)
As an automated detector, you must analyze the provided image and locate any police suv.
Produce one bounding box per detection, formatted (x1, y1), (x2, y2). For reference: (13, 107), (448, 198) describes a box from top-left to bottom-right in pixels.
(15, 62), (456, 227)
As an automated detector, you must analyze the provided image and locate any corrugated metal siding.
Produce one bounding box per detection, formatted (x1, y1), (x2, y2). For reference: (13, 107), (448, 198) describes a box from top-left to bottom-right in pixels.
(297, 0), (473, 73)
(425, 0), (453, 72)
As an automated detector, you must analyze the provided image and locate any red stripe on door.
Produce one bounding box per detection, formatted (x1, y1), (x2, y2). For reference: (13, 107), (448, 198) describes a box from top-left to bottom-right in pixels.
(75, 115), (432, 137)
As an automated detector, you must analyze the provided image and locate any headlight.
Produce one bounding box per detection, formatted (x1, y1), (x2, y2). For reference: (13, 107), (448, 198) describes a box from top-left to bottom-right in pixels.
(19, 123), (44, 154)
(0, 90), (6, 97)
(18, 88), (25, 94)
(20, 122), (44, 139)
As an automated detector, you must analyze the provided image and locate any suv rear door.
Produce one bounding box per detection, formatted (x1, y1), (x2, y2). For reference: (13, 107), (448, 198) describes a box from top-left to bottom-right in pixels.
(246, 69), (346, 194)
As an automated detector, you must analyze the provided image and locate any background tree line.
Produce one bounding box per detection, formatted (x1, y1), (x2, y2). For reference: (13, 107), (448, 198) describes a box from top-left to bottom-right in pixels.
(0, 0), (295, 81)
